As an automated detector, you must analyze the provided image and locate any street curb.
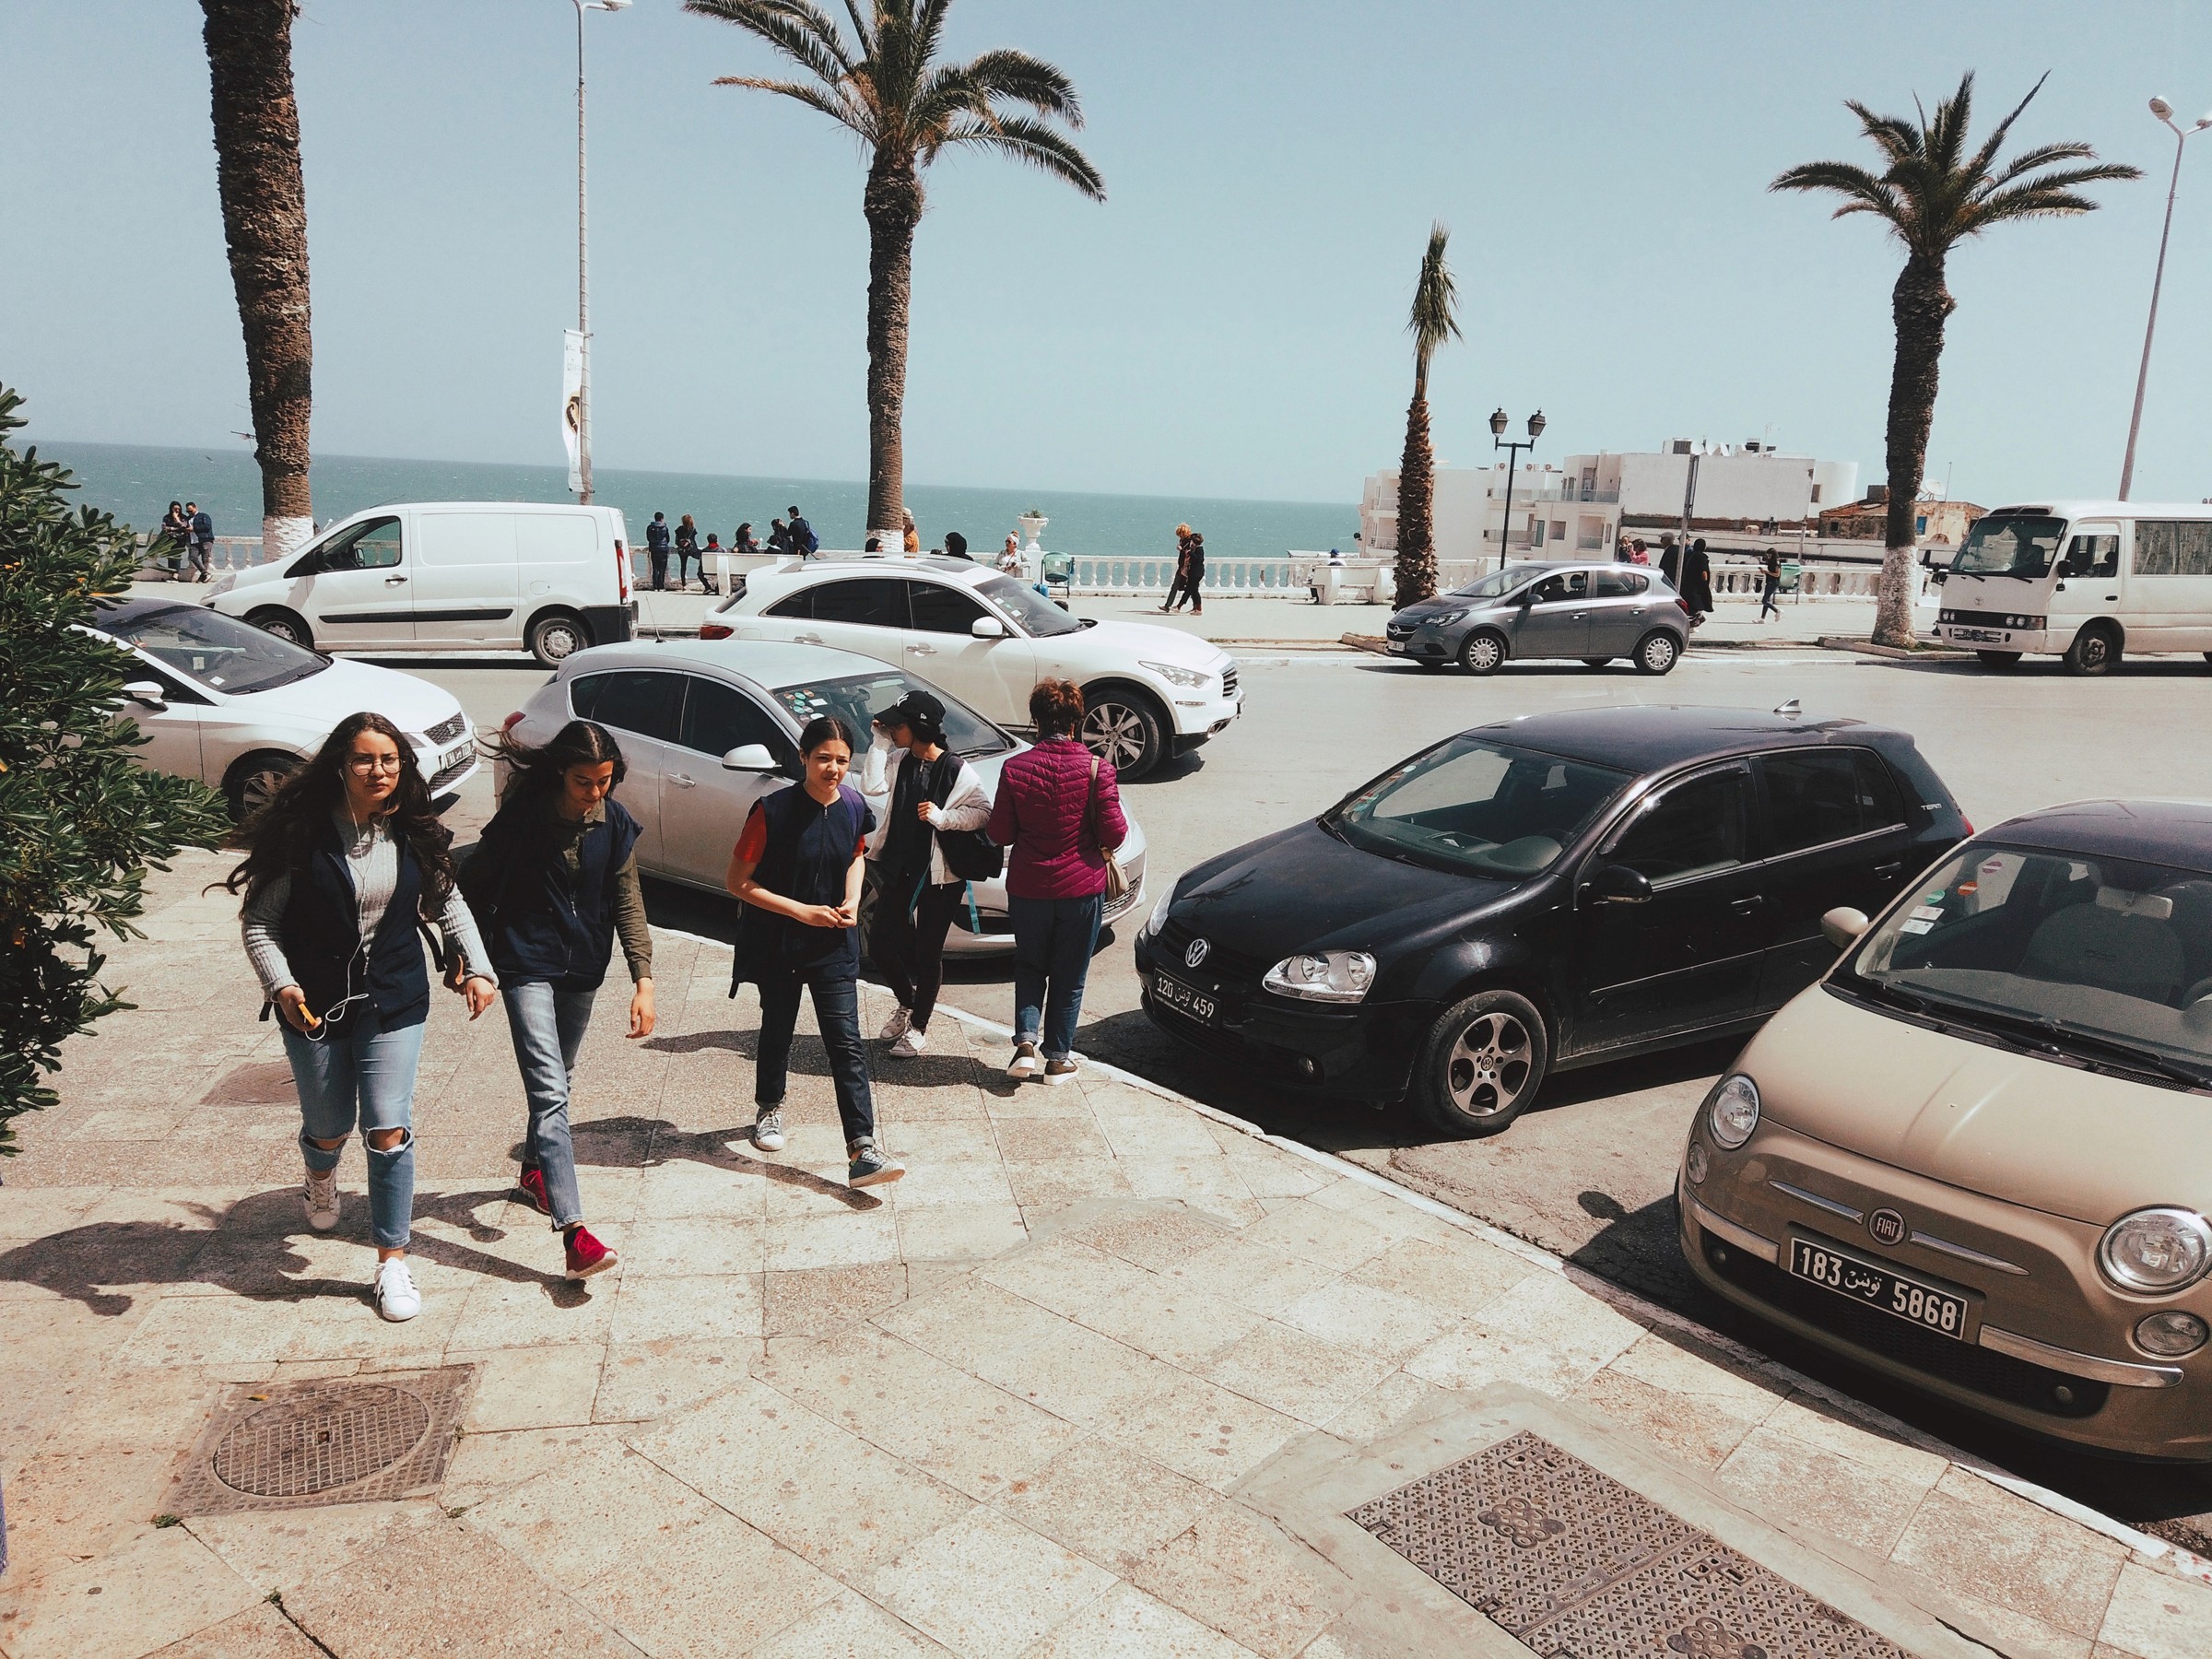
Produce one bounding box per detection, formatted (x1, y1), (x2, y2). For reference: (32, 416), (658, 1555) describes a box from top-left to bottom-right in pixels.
(650, 918), (2212, 1584)
(1819, 636), (1974, 661)
(1342, 632), (1869, 660)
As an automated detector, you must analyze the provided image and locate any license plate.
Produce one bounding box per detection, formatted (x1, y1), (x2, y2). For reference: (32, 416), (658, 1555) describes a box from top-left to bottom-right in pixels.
(1787, 1238), (1971, 1338)
(1152, 971), (1218, 1025)
(439, 742), (471, 771)
(1947, 627), (2002, 643)
(1386, 640), (1408, 653)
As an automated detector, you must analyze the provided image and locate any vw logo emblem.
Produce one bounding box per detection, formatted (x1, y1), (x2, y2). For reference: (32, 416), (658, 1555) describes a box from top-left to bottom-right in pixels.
(1184, 938), (1211, 970)
(1867, 1208), (1907, 1247)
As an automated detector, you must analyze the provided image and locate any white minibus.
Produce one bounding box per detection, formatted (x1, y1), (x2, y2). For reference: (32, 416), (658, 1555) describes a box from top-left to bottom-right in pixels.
(1935, 500), (2212, 673)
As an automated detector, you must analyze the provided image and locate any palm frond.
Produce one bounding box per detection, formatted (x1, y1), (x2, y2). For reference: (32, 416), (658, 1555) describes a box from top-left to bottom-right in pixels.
(1959, 164), (2146, 231)
(1961, 69), (2045, 180)
(1407, 222), (1462, 372)
(711, 73), (870, 134)
(1924, 71), (1976, 176)
(959, 48), (1083, 123)
(1770, 159), (1904, 223)
(686, 0), (856, 83)
(1845, 100), (1920, 163)
(938, 113), (1105, 199)
(1982, 139), (2100, 189)
(908, 66), (992, 141)
(840, 0), (875, 58)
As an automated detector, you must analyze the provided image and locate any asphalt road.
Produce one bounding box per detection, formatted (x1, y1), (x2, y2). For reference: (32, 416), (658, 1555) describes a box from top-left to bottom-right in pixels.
(395, 639), (2212, 1547)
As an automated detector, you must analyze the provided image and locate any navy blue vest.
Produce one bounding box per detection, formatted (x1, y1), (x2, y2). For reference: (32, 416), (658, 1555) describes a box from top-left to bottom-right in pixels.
(471, 797), (641, 992)
(730, 782), (872, 990)
(278, 819), (430, 1029)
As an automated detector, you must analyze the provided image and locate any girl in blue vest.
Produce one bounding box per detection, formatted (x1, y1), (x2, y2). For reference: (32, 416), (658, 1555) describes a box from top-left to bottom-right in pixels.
(468, 720), (655, 1280)
(227, 712), (497, 1323)
(726, 716), (903, 1188)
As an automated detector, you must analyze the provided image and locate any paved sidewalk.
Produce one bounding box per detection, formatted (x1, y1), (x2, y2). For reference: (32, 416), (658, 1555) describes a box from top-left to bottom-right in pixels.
(6, 854), (2211, 1657)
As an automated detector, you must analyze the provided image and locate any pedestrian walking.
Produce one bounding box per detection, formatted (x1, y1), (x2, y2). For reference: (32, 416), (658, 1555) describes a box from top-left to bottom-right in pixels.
(864, 690), (994, 1059)
(160, 500), (189, 578)
(675, 514), (700, 592)
(223, 712), (498, 1323)
(1659, 534), (1682, 590)
(943, 530), (971, 560)
(465, 720), (653, 1281)
(726, 716), (903, 1189)
(1159, 524), (1192, 613)
(646, 512), (672, 591)
(787, 505), (818, 556)
(1682, 536), (1714, 628)
(185, 500), (215, 582)
(901, 508), (921, 554)
(985, 680), (1125, 1084)
(1758, 547), (1783, 622)
(1178, 532), (1206, 615)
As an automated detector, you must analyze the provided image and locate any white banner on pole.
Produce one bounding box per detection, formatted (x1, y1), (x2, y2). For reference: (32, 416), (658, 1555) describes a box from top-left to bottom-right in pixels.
(561, 330), (585, 494)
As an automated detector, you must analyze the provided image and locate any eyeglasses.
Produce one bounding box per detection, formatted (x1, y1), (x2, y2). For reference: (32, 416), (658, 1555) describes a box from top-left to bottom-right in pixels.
(346, 755), (405, 774)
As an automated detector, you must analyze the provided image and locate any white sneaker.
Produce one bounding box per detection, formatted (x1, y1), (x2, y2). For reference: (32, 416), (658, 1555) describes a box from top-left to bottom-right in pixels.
(889, 1027), (927, 1058)
(752, 1105), (786, 1153)
(372, 1257), (420, 1323)
(303, 1169), (340, 1232)
(1007, 1041), (1041, 1080)
(879, 1006), (912, 1043)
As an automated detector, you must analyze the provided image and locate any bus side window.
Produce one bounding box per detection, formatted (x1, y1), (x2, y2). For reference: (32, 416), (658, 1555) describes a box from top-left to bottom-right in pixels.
(2064, 535), (2118, 580)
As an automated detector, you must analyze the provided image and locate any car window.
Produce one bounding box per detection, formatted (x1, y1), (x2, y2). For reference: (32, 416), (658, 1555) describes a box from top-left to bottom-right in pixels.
(907, 581), (990, 635)
(296, 516), (402, 575)
(2063, 533), (2120, 580)
(763, 586), (812, 619)
(678, 675), (792, 762)
(1759, 749), (1904, 856)
(807, 579), (909, 629)
(978, 574), (1084, 637)
(1324, 735), (1630, 879)
(1528, 571), (1589, 604)
(1593, 570), (1647, 598)
(766, 671), (1013, 759)
(1609, 768), (1751, 886)
(569, 670), (683, 743)
(93, 602), (327, 695)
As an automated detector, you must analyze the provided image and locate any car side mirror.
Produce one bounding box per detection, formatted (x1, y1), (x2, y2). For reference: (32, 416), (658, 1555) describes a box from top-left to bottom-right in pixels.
(121, 680), (168, 712)
(970, 617), (1006, 640)
(1586, 863), (1652, 904)
(722, 744), (779, 772)
(1821, 906), (1870, 949)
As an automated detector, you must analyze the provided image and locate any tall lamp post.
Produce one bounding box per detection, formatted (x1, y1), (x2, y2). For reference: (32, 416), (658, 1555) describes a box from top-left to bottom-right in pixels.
(1489, 408), (1546, 571)
(571, 0), (630, 505)
(2119, 94), (2209, 501)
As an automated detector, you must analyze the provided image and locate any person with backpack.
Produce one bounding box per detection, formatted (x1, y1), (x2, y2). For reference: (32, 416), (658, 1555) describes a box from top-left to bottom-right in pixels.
(726, 716), (902, 1188)
(786, 505), (818, 556)
(646, 512), (672, 591)
(467, 720), (656, 1281)
(864, 690), (994, 1058)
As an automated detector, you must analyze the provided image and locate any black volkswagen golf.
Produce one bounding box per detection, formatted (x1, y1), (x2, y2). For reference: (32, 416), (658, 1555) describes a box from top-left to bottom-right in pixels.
(1135, 706), (1968, 1135)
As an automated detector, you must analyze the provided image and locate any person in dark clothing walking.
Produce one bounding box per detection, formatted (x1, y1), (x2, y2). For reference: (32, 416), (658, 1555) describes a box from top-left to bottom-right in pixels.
(1682, 536), (1714, 627)
(1178, 532), (1206, 614)
(646, 512), (672, 591)
(1759, 547), (1783, 622)
(467, 720), (653, 1281)
(727, 716), (902, 1188)
(674, 514), (700, 592)
(786, 505), (817, 556)
(1159, 524), (1192, 612)
(185, 501), (215, 582)
(1659, 534), (1682, 591)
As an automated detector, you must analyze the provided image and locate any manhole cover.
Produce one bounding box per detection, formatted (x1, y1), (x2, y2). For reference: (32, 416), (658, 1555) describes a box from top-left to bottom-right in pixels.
(211, 1382), (431, 1497)
(1349, 1432), (1910, 1658)
(166, 1365), (476, 1516)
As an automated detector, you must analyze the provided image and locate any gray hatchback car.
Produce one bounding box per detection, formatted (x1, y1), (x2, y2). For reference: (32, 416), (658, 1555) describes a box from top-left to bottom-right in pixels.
(1385, 560), (1690, 676)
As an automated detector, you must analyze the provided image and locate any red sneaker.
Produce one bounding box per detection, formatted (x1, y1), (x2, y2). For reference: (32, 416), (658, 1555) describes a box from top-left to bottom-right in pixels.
(564, 1225), (617, 1280)
(516, 1165), (551, 1217)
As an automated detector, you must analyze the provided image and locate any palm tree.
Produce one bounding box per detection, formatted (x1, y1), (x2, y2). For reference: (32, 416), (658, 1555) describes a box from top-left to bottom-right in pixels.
(1772, 72), (2136, 646)
(200, 0), (314, 561)
(1392, 224), (1461, 607)
(687, 0), (1103, 540)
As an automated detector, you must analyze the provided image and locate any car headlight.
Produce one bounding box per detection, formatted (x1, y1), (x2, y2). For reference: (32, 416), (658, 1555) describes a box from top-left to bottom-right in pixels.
(2135, 1311), (2209, 1358)
(1262, 950), (1375, 1004)
(1707, 1074), (1760, 1149)
(1139, 876), (1177, 939)
(1140, 661), (1210, 689)
(1424, 608), (1467, 626)
(206, 571), (237, 598)
(2099, 1208), (2212, 1294)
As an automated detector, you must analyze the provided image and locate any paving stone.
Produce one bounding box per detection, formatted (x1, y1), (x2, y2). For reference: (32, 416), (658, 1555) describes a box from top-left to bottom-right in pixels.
(994, 1436), (1222, 1574)
(605, 1270), (760, 1345)
(762, 1262), (912, 1335)
(185, 1497), (447, 1600)
(2098, 1559), (2212, 1659)
(869, 1505), (1116, 1659)
(1093, 1370), (1307, 1493)
(1202, 1319), (1399, 1429)
(593, 1336), (754, 1422)
(1127, 1504), (1338, 1659)
(452, 1343), (606, 1432)
(146, 1599), (329, 1657)
(743, 1587), (951, 1655)
(469, 1442), (721, 1590)
(438, 1424), (631, 1511)
(0, 1524), (261, 1659)
(574, 1503), (839, 1655)
(895, 1200), (1030, 1262)
(1717, 1418), (1942, 1559)
(1032, 1580), (1264, 1657)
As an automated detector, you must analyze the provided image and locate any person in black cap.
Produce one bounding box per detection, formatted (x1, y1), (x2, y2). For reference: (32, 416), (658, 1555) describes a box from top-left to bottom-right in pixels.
(864, 688), (994, 1057)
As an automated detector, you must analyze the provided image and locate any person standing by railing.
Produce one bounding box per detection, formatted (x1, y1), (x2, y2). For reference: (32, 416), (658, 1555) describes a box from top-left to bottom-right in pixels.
(161, 501), (190, 578)
(675, 514), (701, 592)
(185, 501), (215, 582)
(646, 512), (672, 591)
(1759, 547), (1783, 623)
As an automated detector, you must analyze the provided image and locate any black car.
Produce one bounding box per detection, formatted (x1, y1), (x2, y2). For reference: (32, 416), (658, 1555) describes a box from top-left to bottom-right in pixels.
(1134, 706), (1968, 1135)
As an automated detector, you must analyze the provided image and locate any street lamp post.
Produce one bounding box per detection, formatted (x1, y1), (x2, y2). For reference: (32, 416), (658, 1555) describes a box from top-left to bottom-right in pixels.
(2119, 94), (2209, 501)
(1489, 408), (1546, 571)
(571, 0), (630, 505)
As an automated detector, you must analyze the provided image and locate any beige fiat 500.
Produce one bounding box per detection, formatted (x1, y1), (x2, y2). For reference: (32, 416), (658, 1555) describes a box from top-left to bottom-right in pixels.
(1679, 798), (2212, 1457)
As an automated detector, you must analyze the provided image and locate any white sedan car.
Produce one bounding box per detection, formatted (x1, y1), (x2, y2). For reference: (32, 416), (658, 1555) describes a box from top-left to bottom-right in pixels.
(498, 639), (1148, 956)
(700, 555), (1241, 779)
(88, 597), (478, 818)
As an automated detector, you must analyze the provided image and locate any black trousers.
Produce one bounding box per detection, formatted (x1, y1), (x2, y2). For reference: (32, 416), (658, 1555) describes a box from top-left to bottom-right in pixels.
(648, 551), (668, 590)
(870, 879), (966, 1030)
(754, 961), (875, 1144)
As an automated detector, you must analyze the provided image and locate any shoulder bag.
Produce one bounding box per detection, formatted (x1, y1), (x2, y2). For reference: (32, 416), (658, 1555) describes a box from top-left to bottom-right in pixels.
(930, 756), (1005, 882)
(1085, 757), (1130, 903)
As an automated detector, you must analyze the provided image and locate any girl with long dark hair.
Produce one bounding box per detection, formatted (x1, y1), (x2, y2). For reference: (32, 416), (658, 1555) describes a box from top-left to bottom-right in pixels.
(225, 712), (496, 1322)
(465, 720), (653, 1280)
(726, 716), (903, 1189)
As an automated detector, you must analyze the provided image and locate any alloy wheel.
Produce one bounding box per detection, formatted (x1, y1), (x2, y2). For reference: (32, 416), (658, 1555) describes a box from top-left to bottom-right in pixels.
(1083, 701), (1149, 771)
(1444, 1010), (1532, 1117)
(1459, 633), (1503, 675)
(239, 761), (297, 819)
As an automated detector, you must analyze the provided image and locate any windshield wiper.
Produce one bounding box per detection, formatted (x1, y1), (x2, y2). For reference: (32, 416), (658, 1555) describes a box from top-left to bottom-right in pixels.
(1923, 1003), (2212, 1089)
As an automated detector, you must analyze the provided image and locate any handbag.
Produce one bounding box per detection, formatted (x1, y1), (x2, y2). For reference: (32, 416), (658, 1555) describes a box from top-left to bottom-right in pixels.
(927, 756), (1005, 881)
(1085, 757), (1130, 903)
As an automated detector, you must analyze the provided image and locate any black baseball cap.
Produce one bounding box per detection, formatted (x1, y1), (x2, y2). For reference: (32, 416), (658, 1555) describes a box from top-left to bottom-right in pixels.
(874, 688), (946, 741)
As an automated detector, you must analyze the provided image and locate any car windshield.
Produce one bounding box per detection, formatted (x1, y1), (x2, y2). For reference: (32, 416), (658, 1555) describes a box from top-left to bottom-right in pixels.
(1446, 564), (1549, 602)
(767, 670), (1013, 759)
(979, 574), (1084, 637)
(1837, 842), (2212, 1083)
(94, 603), (327, 694)
(1951, 515), (2068, 579)
(1323, 735), (1630, 880)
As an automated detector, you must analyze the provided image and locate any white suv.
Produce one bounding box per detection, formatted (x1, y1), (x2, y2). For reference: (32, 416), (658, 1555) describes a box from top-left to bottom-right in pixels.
(702, 555), (1241, 778)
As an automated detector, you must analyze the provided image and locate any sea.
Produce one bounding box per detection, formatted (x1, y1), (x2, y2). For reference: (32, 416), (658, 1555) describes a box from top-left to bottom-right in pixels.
(38, 441), (1359, 570)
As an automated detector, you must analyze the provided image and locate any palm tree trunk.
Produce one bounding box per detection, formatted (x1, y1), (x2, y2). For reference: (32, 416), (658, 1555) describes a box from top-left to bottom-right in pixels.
(201, 0), (312, 562)
(863, 152), (923, 545)
(1874, 254), (1954, 647)
(1395, 374), (1437, 606)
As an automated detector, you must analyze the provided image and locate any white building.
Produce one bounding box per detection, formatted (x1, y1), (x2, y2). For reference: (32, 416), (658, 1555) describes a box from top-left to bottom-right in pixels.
(1359, 439), (1859, 564)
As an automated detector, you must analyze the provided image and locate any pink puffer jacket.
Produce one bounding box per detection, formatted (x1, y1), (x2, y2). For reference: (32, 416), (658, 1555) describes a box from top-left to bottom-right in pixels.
(987, 736), (1128, 900)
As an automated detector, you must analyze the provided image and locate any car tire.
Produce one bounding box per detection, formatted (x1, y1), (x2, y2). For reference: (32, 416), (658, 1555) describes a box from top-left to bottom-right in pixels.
(1581, 656), (1613, 669)
(225, 750), (300, 822)
(1411, 989), (1550, 1137)
(247, 607), (312, 650)
(528, 609), (592, 669)
(1457, 630), (1507, 676)
(1632, 629), (1681, 676)
(1975, 650), (2023, 668)
(1081, 686), (1167, 780)
(2064, 622), (2120, 677)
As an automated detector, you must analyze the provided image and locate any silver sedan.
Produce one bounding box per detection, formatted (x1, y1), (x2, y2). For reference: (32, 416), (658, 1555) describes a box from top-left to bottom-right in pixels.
(1385, 560), (1689, 676)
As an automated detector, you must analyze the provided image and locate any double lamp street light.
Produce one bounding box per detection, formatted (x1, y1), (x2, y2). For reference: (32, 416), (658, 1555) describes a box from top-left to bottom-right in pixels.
(1490, 407), (1545, 571)
(570, 0), (631, 506)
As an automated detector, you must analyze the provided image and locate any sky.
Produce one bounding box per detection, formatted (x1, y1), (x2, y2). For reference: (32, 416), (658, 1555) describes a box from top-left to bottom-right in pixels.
(6, 0), (2210, 508)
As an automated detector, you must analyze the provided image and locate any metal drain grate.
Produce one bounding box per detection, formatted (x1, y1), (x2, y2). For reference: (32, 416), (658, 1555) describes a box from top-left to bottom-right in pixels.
(167, 1366), (476, 1517)
(1348, 1432), (1910, 1658)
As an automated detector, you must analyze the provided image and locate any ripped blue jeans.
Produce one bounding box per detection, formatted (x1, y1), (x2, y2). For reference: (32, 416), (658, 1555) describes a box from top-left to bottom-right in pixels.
(283, 1009), (425, 1249)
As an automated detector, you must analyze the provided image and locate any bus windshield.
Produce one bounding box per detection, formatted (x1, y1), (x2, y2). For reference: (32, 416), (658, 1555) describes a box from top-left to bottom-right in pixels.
(1952, 514), (2068, 579)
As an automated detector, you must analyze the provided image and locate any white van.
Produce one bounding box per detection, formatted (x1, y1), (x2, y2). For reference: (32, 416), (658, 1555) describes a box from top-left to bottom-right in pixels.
(206, 502), (635, 667)
(1936, 500), (2212, 673)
